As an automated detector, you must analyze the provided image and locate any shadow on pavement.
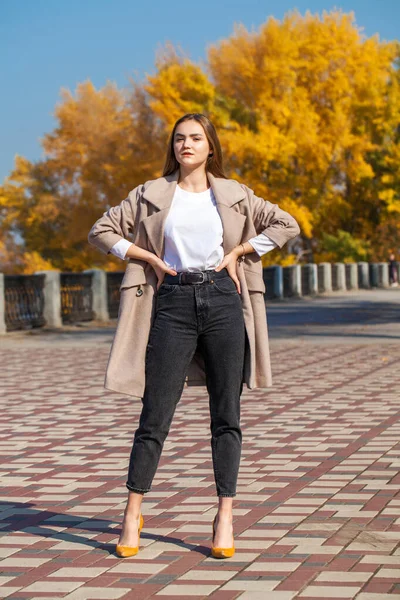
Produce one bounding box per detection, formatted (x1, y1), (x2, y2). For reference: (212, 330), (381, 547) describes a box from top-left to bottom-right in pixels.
(0, 501), (210, 556)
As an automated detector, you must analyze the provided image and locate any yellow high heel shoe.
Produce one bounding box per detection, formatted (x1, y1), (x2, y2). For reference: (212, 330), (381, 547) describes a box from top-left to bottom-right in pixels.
(115, 513), (144, 558)
(211, 515), (235, 559)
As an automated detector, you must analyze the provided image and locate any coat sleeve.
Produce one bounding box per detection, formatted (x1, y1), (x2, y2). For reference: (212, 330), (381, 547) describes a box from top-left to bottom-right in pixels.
(87, 185), (142, 255)
(242, 184), (301, 248)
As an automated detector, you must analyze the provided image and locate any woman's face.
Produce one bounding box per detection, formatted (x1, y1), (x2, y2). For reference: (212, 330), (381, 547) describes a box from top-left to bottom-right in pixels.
(173, 120), (211, 170)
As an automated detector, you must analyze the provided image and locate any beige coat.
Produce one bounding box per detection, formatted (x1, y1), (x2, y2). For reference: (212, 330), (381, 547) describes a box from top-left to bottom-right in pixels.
(88, 170), (300, 398)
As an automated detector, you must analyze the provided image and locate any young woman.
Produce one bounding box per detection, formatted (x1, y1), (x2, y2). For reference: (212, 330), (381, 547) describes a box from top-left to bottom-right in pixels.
(88, 113), (300, 559)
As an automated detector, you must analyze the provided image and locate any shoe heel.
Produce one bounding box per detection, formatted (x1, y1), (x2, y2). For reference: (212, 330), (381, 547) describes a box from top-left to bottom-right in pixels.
(211, 515), (235, 559)
(115, 514), (144, 558)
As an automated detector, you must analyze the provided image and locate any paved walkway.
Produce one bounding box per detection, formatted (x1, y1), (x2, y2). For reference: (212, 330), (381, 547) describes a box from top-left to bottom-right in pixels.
(0, 290), (399, 599)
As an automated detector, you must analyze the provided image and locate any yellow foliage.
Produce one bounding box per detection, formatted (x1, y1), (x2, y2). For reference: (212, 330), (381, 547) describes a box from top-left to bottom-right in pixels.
(262, 252), (298, 268)
(1, 10), (400, 272)
(20, 252), (56, 274)
(279, 198), (313, 239)
(145, 60), (216, 128)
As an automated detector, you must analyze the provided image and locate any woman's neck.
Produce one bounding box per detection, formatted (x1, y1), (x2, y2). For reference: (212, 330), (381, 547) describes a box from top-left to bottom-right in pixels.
(178, 166), (209, 193)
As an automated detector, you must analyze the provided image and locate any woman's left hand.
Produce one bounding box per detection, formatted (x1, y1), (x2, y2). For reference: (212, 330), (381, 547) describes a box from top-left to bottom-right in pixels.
(214, 250), (241, 294)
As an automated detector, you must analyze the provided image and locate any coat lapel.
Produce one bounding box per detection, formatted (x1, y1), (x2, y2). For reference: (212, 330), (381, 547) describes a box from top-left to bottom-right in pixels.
(140, 172), (178, 258)
(208, 173), (247, 254)
(141, 170), (247, 258)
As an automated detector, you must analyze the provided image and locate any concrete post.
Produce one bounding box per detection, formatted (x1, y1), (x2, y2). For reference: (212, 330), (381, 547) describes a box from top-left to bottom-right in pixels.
(307, 264), (318, 295)
(345, 263), (358, 290)
(317, 263), (332, 293)
(294, 264), (302, 297)
(369, 263), (379, 288)
(35, 270), (62, 328)
(0, 274), (6, 334)
(84, 268), (109, 321)
(378, 262), (389, 288)
(333, 263), (346, 291)
(273, 266), (283, 299)
(358, 262), (370, 288)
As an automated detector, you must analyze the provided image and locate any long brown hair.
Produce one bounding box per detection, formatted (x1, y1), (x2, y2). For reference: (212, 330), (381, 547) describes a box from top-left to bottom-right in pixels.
(162, 113), (227, 178)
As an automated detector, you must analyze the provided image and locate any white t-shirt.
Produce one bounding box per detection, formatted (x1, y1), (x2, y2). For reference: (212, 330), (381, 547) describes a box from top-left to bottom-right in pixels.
(110, 184), (277, 269)
(163, 185), (223, 272)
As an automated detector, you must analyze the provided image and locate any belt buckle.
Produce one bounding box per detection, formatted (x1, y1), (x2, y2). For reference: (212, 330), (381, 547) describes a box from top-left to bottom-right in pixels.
(193, 272), (206, 284)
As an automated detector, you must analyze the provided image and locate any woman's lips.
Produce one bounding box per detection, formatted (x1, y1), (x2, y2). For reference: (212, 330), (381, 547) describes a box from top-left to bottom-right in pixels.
(182, 153), (193, 156)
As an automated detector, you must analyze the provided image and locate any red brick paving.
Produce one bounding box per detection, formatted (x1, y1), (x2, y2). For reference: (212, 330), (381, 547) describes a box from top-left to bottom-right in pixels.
(0, 339), (399, 598)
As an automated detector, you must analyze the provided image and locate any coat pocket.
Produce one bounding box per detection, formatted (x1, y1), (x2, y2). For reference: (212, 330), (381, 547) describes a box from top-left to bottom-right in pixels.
(244, 268), (266, 294)
(120, 266), (147, 290)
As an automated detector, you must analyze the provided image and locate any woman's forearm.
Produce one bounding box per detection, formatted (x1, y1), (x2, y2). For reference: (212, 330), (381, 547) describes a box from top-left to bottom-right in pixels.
(231, 241), (257, 259)
(232, 234), (278, 259)
(125, 243), (159, 267)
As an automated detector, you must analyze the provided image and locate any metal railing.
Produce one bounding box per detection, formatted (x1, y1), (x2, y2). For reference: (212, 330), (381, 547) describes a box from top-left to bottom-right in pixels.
(282, 267), (291, 297)
(4, 274), (46, 331)
(301, 266), (311, 296)
(345, 264), (352, 290)
(107, 272), (124, 318)
(60, 273), (94, 323)
(331, 264), (339, 291)
(263, 267), (276, 300)
(317, 264), (327, 293)
(1, 262), (396, 333)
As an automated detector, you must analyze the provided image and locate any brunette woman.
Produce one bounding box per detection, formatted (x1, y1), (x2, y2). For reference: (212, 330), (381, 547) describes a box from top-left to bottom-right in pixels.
(88, 113), (300, 558)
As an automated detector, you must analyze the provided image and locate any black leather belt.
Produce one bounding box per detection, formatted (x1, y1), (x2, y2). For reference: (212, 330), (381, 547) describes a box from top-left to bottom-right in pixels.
(164, 268), (229, 285)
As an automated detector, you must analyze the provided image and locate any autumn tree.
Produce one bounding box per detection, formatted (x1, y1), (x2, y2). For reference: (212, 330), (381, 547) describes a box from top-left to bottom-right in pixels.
(1, 10), (399, 272)
(0, 81), (165, 272)
(206, 10), (400, 263)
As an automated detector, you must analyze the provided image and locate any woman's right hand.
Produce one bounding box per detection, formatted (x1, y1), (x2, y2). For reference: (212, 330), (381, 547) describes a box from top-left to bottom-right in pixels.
(151, 257), (178, 290)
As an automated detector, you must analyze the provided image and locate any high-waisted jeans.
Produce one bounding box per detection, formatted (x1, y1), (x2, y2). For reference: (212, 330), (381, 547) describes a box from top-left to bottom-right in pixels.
(126, 268), (246, 497)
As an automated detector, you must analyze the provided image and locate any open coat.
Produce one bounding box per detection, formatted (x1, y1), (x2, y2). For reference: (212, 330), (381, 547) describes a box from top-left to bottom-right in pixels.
(88, 170), (300, 398)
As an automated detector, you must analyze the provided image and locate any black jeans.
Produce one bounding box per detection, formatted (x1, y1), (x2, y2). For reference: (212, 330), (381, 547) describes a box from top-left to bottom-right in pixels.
(126, 268), (246, 497)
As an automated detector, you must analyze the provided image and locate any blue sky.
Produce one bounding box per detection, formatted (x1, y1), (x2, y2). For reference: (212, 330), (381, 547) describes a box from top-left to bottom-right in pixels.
(1, 0), (399, 183)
